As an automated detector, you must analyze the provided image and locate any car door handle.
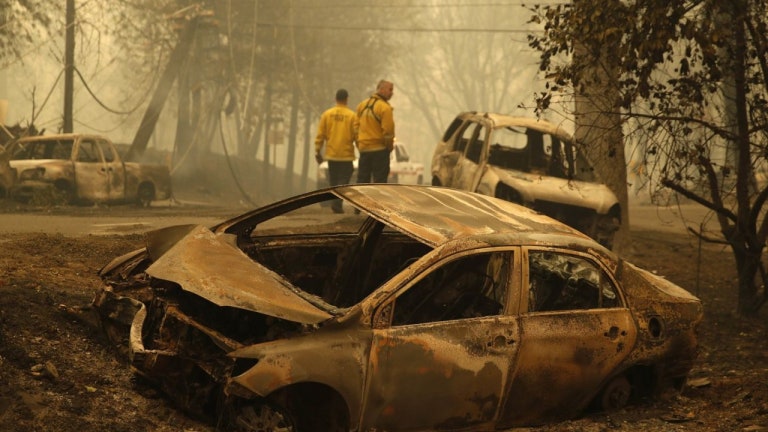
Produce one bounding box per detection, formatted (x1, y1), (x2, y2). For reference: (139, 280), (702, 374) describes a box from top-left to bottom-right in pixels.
(604, 326), (626, 340)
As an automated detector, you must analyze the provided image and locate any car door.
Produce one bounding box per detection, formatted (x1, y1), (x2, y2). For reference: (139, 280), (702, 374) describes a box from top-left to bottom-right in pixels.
(451, 122), (488, 192)
(361, 250), (521, 431)
(435, 120), (476, 187)
(497, 248), (637, 427)
(74, 138), (109, 202)
(97, 139), (126, 201)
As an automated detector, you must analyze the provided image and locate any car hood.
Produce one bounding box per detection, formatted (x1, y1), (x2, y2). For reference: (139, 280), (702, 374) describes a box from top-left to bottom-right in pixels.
(143, 224), (333, 325)
(494, 167), (618, 214)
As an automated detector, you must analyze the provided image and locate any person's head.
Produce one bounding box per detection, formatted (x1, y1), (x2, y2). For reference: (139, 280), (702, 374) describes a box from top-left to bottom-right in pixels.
(335, 88), (348, 104)
(376, 80), (394, 101)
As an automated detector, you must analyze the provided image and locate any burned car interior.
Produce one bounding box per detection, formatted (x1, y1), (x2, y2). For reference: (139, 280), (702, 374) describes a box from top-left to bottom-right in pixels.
(392, 251), (510, 325)
(10, 139), (74, 160)
(528, 251), (620, 312)
(237, 199), (435, 309)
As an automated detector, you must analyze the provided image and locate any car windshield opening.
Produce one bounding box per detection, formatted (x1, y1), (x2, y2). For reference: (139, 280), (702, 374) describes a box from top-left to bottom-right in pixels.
(238, 194), (435, 309)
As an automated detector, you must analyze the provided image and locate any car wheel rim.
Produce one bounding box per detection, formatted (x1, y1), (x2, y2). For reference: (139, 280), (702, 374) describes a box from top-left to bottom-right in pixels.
(234, 402), (294, 432)
(601, 376), (631, 411)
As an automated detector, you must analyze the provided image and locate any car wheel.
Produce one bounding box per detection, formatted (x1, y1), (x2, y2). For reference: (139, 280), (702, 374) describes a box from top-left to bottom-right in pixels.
(230, 400), (297, 432)
(136, 183), (155, 207)
(600, 375), (632, 411)
(53, 181), (75, 205)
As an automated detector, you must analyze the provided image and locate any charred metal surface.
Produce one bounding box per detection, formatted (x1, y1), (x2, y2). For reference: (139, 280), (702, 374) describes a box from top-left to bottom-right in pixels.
(616, 262), (703, 387)
(92, 184), (702, 432)
(145, 225), (333, 324)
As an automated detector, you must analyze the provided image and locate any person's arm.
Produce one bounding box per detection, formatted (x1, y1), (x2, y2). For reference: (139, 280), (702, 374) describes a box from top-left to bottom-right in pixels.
(380, 105), (395, 151)
(314, 111), (327, 162)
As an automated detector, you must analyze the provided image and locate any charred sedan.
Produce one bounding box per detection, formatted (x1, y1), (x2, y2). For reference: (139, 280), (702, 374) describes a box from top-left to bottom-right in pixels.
(93, 184), (702, 431)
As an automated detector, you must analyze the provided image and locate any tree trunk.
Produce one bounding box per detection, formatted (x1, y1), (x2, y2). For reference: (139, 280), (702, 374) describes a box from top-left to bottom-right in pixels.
(728, 0), (762, 316)
(284, 86), (300, 195)
(174, 66), (192, 163)
(572, 0), (629, 253)
(301, 107), (312, 190)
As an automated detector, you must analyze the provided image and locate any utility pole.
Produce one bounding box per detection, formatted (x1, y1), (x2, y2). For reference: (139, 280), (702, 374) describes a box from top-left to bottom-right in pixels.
(63, 0), (75, 133)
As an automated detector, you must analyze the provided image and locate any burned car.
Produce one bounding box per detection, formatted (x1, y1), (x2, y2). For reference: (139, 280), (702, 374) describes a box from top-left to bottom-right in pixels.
(431, 112), (621, 249)
(0, 145), (15, 198)
(93, 184), (702, 431)
(7, 133), (170, 206)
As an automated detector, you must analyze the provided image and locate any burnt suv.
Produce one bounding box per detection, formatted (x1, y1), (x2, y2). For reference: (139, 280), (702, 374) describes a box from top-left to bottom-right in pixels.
(431, 112), (621, 249)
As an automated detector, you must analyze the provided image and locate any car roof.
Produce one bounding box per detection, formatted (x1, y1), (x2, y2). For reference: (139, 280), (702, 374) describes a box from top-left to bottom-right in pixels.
(459, 112), (574, 144)
(336, 184), (596, 248)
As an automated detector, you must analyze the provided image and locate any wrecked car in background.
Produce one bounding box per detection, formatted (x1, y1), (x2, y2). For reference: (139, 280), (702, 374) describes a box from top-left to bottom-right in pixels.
(93, 184), (702, 431)
(7, 133), (171, 206)
(432, 112), (621, 249)
(0, 146), (15, 198)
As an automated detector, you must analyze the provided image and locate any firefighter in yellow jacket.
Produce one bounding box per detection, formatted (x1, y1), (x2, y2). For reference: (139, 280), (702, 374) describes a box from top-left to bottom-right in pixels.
(315, 88), (357, 213)
(355, 80), (395, 184)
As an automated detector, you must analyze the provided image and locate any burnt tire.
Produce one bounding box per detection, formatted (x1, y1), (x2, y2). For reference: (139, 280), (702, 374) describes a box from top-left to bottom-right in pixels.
(136, 183), (155, 207)
(600, 375), (632, 411)
(230, 400), (297, 432)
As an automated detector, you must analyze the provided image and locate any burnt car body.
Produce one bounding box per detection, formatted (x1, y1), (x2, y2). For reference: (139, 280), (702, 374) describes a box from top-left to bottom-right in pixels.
(93, 184), (702, 431)
(0, 145), (15, 198)
(431, 112), (621, 249)
(7, 133), (171, 206)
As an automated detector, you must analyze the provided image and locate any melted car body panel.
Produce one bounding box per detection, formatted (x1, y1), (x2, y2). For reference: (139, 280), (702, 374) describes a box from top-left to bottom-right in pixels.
(361, 316), (520, 430)
(337, 185), (589, 246)
(145, 224), (332, 324)
(500, 310), (637, 426)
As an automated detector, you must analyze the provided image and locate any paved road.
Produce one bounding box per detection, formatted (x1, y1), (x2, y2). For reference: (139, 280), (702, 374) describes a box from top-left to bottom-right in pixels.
(629, 202), (719, 234)
(0, 199), (238, 237)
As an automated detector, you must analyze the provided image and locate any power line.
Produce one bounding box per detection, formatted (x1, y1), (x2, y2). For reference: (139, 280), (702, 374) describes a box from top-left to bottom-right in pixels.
(73, 66), (146, 115)
(255, 21), (539, 34)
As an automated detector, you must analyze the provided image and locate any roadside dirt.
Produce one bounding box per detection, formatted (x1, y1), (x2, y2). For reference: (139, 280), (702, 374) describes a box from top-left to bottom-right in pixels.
(0, 202), (766, 431)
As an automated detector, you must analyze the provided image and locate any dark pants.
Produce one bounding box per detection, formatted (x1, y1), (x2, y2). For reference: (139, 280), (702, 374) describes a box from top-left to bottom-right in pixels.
(357, 149), (390, 184)
(328, 160), (354, 211)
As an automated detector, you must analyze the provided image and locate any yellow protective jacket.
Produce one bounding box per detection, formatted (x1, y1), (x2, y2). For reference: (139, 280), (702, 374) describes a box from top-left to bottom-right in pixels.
(355, 93), (395, 153)
(314, 104), (357, 161)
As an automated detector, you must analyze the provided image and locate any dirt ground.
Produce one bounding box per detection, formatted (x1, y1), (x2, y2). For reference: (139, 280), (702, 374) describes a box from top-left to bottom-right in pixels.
(0, 200), (766, 431)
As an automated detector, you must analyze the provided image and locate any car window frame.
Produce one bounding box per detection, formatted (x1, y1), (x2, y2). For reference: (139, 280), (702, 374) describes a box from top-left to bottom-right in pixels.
(76, 138), (104, 163)
(454, 121), (479, 154)
(372, 246), (523, 329)
(520, 246), (625, 315)
(441, 116), (464, 144)
(465, 123), (488, 164)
